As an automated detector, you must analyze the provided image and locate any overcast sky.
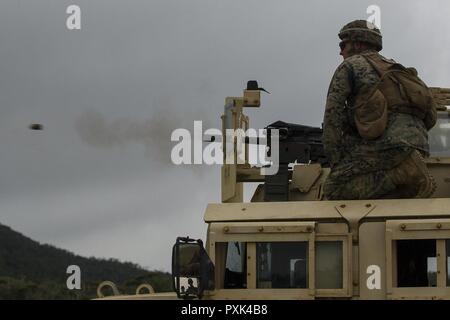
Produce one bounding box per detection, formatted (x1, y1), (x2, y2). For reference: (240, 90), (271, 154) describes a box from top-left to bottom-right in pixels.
(0, 0), (449, 272)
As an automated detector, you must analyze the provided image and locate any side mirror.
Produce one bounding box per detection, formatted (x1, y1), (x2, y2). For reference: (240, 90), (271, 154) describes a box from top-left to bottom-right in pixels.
(172, 237), (215, 299)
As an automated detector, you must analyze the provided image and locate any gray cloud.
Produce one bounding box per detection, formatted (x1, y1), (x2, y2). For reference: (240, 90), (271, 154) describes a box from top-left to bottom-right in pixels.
(75, 109), (177, 164)
(0, 0), (449, 272)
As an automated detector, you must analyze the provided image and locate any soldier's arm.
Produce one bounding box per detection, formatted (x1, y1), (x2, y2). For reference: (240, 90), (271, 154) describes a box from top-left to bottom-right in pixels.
(323, 62), (353, 166)
(424, 97), (437, 130)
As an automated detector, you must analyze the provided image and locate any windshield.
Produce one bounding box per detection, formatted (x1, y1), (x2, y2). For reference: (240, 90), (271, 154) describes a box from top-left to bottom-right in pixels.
(429, 112), (450, 157)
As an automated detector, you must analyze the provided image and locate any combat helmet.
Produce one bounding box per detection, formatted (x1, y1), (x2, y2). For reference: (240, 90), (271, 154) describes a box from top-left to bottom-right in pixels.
(339, 20), (382, 51)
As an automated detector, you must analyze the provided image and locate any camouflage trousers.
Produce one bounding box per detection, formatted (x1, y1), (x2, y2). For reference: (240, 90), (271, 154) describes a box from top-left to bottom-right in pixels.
(323, 149), (435, 200)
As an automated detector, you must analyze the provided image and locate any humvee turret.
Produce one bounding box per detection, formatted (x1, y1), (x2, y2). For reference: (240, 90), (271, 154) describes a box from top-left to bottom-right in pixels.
(102, 83), (450, 300)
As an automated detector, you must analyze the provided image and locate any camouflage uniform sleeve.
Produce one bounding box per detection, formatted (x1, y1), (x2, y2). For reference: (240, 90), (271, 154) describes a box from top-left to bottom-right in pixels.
(323, 62), (353, 166)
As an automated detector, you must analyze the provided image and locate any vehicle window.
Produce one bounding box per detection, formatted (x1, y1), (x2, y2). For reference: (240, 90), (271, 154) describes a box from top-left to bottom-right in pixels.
(315, 241), (343, 289)
(429, 113), (450, 157)
(396, 240), (436, 287)
(224, 242), (246, 289)
(256, 242), (308, 289)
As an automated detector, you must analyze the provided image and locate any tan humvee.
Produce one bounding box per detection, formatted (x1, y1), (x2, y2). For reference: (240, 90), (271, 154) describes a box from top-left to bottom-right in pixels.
(99, 85), (450, 300)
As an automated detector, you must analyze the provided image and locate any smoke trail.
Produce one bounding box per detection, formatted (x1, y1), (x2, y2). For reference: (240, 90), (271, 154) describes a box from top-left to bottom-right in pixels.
(75, 108), (216, 168)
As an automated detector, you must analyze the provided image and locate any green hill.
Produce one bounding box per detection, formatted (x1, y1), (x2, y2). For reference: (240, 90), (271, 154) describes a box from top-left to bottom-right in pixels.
(0, 223), (172, 299)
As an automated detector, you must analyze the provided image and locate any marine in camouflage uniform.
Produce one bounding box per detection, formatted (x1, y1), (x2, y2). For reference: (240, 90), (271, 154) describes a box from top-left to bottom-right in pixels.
(322, 20), (436, 200)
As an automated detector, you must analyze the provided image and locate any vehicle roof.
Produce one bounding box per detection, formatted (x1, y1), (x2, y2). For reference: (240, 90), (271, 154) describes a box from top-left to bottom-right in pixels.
(204, 198), (450, 223)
